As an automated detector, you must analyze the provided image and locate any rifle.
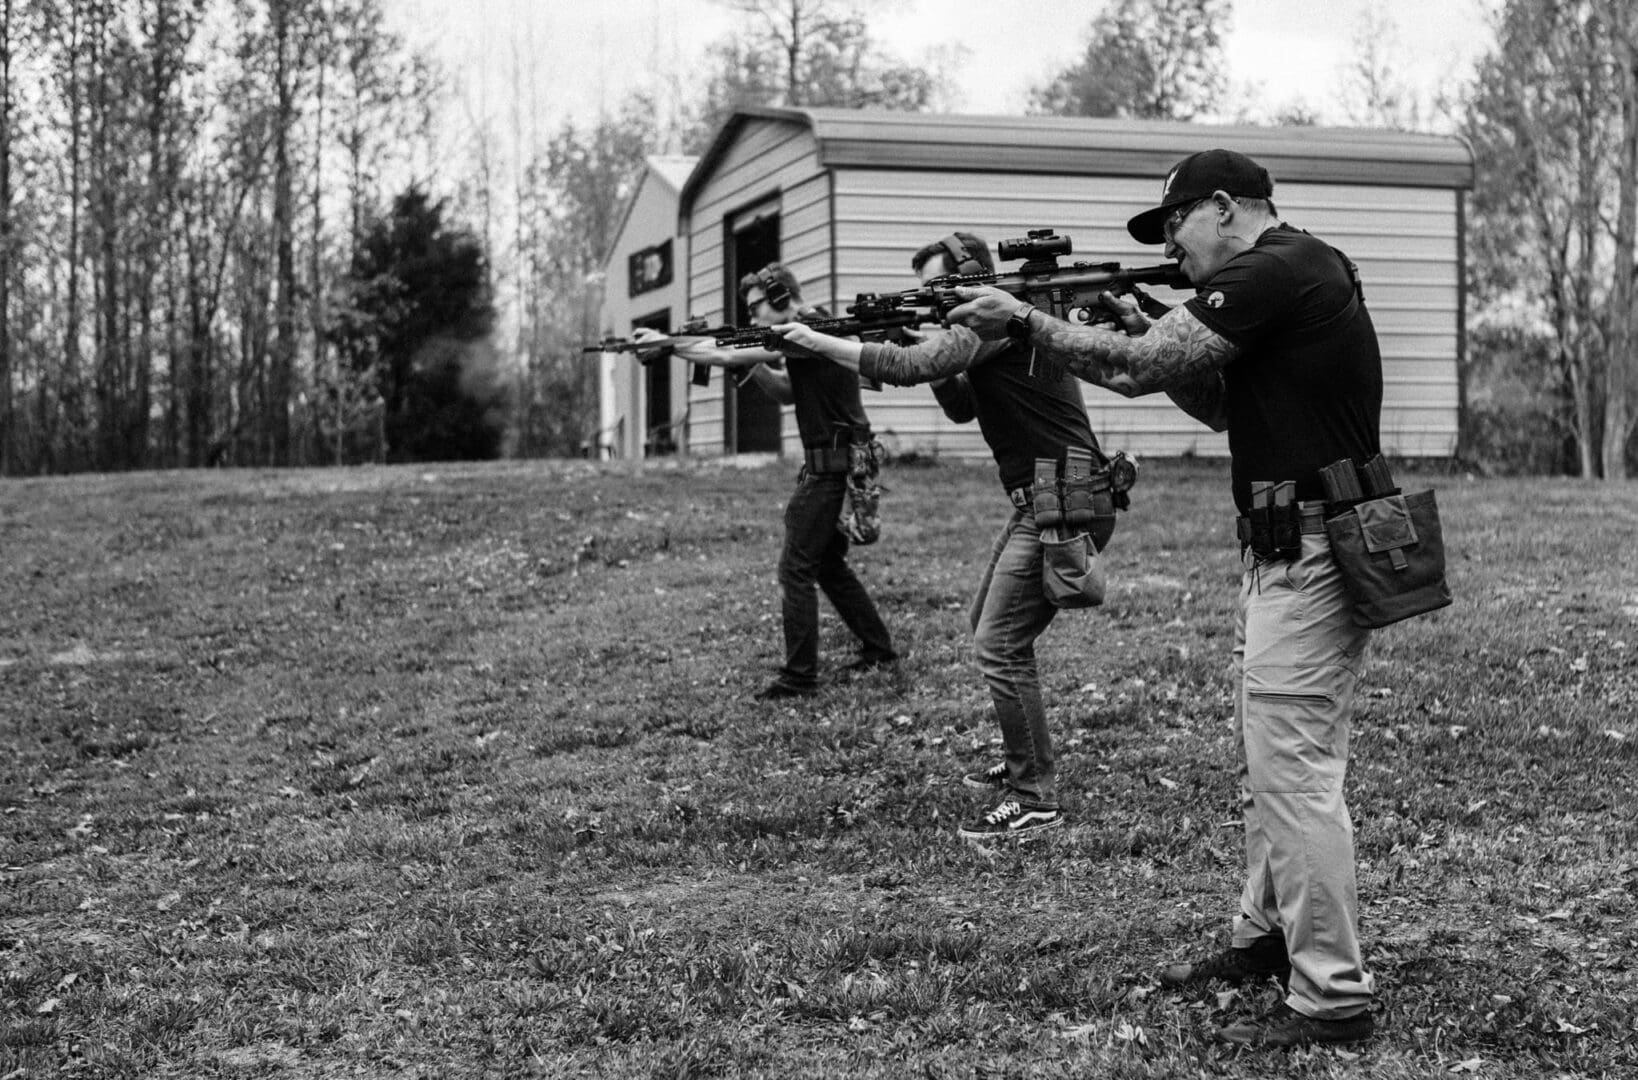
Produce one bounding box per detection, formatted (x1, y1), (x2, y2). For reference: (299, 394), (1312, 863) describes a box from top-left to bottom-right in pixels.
(706, 306), (934, 351)
(582, 316), (738, 386)
(852, 229), (1190, 327)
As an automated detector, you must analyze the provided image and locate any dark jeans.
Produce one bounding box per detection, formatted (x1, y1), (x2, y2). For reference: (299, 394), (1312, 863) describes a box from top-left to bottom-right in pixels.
(775, 470), (895, 688)
(969, 509), (1061, 808)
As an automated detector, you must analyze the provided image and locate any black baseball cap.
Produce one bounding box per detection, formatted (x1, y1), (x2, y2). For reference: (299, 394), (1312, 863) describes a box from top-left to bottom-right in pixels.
(1126, 149), (1275, 245)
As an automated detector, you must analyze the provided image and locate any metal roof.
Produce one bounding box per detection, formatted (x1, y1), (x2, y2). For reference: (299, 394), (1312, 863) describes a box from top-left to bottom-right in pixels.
(679, 107), (1473, 216)
(647, 155), (698, 193)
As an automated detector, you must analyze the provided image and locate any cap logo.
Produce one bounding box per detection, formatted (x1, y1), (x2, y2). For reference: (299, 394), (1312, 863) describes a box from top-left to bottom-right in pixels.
(1161, 166), (1180, 199)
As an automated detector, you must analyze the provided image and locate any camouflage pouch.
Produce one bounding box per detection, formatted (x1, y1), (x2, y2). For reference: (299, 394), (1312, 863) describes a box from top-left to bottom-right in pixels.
(838, 439), (884, 545)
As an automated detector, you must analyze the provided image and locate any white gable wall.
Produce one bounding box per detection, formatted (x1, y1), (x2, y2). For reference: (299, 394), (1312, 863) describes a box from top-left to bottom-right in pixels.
(600, 162), (695, 459)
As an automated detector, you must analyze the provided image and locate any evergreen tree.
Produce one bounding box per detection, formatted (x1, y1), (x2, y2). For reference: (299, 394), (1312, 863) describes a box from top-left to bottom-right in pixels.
(335, 186), (504, 462)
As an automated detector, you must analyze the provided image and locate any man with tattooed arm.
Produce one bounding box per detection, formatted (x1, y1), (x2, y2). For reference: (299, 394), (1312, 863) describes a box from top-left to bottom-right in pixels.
(945, 149), (1383, 1049)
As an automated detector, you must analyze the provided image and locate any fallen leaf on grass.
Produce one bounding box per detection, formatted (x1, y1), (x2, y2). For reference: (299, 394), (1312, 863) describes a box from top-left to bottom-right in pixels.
(36, 998), (59, 1015)
(1110, 1021), (1148, 1046)
(1215, 989), (1239, 1010)
(1555, 1018), (1593, 1035)
(1060, 1022), (1100, 1040)
(1448, 1057), (1483, 1073)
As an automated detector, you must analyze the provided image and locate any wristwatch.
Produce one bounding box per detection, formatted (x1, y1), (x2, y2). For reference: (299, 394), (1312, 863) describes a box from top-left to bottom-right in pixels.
(1006, 303), (1036, 344)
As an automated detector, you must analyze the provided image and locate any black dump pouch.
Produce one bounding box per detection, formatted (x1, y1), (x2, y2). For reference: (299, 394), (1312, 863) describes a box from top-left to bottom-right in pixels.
(1325, 491), (1451, 627)
(1319, 456), (1452, 628)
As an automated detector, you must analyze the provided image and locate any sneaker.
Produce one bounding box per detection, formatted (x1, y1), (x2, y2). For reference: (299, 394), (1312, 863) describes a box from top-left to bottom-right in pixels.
(961, 762), (1008, 792)
(755, 680), (816, 701)
(1160, 935), (1291, 989)
(1216, 1002), (1375, 1048)
(957, 799), (1062, 840)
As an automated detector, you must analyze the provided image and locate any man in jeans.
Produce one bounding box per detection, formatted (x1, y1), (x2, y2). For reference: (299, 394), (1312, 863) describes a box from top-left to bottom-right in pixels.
(668, 264), (897, 700)
(945, 150), (1381, 1047)
(771, 233), (1106, 840)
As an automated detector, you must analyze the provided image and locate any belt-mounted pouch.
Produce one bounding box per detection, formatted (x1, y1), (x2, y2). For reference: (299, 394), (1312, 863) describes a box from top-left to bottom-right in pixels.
(1031, 457), (1064, 530)
(1324, 489), (1452, 627)
(1061, 446), (1119, 553)
(1269, 481), (1300, 560)
(837, 438), (885, 545)
(1242, 480), (1302, 561)
(1244, 508), (1277, 559)
(1040, 524), (1105, 609)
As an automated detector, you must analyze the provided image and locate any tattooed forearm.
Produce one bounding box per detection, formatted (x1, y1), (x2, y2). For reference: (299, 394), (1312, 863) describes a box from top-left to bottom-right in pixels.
(1032, 307), (1240, 398)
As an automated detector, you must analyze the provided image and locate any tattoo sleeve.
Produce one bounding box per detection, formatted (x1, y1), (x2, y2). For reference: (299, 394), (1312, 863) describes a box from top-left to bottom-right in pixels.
(860, 326), (986, 386)
(1033, 306), (1240, 414)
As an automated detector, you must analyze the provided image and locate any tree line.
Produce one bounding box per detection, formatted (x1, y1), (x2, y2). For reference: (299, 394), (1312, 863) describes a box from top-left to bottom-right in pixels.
(2, 0), (1635, 477)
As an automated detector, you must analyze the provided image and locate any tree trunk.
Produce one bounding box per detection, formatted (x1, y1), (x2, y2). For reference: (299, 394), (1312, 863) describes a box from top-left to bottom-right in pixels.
(62, 0), (85, 473)
(0, 0), (12, 475)
(1603, 2), (1638, 479)
(269, 0), (297, 466)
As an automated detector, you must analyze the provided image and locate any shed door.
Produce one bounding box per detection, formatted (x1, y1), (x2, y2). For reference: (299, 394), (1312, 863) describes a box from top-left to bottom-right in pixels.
(725, 203), (783, 454)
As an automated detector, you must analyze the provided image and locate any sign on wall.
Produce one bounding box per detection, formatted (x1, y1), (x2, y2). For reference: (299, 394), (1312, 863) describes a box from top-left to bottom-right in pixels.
(628, 240), (673, 297)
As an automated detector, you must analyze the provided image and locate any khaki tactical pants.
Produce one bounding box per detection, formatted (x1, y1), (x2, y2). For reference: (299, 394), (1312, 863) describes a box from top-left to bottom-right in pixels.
(1232, 533), (1375, 1019)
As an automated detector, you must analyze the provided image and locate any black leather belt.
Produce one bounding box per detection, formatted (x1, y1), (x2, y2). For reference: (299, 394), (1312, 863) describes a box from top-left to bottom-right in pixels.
(803, 446), (851, 474)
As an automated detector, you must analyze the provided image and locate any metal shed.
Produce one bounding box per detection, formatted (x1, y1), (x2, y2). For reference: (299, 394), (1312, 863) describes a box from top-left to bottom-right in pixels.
(610, 108), (1474, 461)
(595, 154), (697, 460)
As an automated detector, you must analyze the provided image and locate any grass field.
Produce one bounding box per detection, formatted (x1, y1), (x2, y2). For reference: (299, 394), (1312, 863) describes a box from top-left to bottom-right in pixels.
(2, 456), (1635, 1079)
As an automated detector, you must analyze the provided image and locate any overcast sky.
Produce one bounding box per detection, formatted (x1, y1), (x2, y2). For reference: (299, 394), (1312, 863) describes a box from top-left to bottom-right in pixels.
(385, 0), (1498, 139)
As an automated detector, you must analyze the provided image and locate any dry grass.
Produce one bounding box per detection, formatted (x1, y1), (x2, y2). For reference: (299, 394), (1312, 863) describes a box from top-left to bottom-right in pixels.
(2, 457), (1635, 1078)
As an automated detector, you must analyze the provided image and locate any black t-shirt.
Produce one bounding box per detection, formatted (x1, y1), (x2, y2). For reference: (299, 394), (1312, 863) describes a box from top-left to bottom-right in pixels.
(1185, 225), (1383, 512)
(782, 307), (872, 448)
(936, 341), (1097, 492)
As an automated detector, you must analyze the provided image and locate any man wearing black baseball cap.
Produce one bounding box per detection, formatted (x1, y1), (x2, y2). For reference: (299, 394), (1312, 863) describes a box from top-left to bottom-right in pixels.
(946, 149), (1384, 1049)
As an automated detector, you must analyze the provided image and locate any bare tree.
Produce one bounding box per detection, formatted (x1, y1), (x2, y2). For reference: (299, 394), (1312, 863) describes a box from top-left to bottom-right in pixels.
(1466, 0), (1638, 477)
(1030, 0), (1230, 121)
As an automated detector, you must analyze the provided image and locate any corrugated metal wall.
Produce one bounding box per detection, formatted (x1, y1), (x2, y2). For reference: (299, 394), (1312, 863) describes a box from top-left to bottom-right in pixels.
(827, 169), (1460, 461)
(684, 116), (1462, 462)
